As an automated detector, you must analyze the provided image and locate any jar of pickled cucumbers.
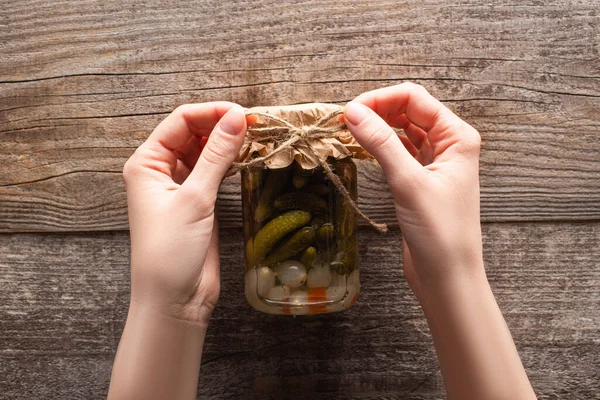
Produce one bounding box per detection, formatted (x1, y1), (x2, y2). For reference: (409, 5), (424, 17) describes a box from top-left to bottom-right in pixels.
(242, 158), (360, 315)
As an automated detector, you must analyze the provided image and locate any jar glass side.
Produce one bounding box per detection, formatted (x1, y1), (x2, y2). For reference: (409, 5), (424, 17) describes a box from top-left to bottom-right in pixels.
(242, 158), (359, 315)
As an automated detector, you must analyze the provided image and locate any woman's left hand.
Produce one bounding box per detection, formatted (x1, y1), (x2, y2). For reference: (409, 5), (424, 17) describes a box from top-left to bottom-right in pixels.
(122, 102), (247, 325)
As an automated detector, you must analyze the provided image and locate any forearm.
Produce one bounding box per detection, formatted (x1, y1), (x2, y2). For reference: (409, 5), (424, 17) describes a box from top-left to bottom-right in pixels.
(419, 270), (536, 400)
(108, 304), (208, 400)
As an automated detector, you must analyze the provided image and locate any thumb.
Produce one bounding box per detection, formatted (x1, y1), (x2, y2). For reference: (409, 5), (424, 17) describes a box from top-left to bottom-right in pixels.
(344, 101), (422, 190)
(181, 106), (246, 202)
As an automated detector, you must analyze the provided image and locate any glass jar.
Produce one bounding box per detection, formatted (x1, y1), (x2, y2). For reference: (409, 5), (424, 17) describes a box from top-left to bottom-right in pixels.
(242, 157), (360, 315)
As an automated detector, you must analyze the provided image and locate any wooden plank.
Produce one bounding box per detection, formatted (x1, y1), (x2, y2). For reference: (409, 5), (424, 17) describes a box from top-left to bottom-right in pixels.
(1, 222), (599, 399)
(1, 1), (600, 232)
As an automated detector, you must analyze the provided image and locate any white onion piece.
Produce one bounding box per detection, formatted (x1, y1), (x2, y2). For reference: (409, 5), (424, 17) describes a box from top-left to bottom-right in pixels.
(329, 272), (346, 288)
(256, 266), (276, 297)
(273, 260), (307, 288)
(326, 285), (346, 303)
(306, 263), (332, 288)
(267, 285), (290, 301)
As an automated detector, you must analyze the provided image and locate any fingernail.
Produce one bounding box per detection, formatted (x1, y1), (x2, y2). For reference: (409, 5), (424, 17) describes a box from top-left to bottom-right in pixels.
(344, 102), (370, 126)
(220, 106), (245, 135)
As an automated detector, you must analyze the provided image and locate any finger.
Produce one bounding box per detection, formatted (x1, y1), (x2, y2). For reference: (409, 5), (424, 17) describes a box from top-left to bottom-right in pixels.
(148, 102), (239, 150)
(344, 101), (423, 189)
(399, 135), (418, 158)
(180, 106), (247, 203)
(390, 114), (428, 150)
(353, 83), (480, 160)
(124, 102), (240, 190)
(353, 83), (459, 132)
(173, 135), (202, 173)
(178, 115), (251, 173)
(172, 159), (192, 185)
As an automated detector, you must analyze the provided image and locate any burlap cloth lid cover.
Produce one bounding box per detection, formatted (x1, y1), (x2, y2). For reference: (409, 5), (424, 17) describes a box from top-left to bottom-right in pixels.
(234, 103), (373, 170)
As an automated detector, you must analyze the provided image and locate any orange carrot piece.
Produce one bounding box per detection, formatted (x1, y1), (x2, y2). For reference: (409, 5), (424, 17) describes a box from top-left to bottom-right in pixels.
(308, 287), (328, 315)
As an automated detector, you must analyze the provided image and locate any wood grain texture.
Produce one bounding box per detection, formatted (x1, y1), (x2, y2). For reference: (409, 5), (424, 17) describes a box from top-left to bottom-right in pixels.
(1, 223), (599, 399)
(1, 0), (599, 232)
(1, 1), (599, 399)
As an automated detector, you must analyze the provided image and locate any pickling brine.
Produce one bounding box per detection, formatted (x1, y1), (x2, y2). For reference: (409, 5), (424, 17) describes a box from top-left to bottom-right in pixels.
(242, 158), (360, 315)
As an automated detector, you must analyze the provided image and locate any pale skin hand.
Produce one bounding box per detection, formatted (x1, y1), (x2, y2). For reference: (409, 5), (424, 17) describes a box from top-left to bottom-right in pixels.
(108, 102), (247, 400)
(108, 88), (536, 400)
(344, 83), (537, 399)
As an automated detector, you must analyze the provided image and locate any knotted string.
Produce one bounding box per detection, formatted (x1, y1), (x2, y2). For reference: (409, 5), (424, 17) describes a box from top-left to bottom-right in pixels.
(228, 110), (388, 233)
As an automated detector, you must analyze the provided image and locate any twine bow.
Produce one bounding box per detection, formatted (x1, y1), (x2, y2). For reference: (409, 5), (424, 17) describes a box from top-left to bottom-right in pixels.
(227, 110), (388, 233)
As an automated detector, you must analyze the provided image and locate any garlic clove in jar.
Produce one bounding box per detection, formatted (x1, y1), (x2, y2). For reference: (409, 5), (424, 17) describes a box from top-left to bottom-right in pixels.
(273, 260), (307, 288)
(306, 262), (332, 288)
(266, 285), (291, 301)
(256, 266), (276, 297)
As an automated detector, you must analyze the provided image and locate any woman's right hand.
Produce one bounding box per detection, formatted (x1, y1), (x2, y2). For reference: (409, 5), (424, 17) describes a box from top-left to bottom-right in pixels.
(344, 83), (537, 399)
(343, 83), (484, 300)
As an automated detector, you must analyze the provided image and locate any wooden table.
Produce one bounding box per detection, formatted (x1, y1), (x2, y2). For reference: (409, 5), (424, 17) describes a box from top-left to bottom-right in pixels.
(1, 1), (599, 399)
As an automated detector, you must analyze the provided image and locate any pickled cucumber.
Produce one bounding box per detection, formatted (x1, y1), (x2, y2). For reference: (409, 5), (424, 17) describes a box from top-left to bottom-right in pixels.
(333, 159), (358, 239)
(331, 237), (358, 275)
(243, 167), (265, 193)
(254, 167), (291, 222)
(330, 251), (356, 275)
(293, 175), (309, 188)
(302, 183), (330, 196)
(299, 246), (317, 270)
(333, 158), (355, 185)
(264, 227), (316, 265)
(245, 238), (255, 272)
(316, 223), (336, 250)
(242, 157), (360, 315)
(241, 172), (256, 241)
(274, 192), (328, 214)
(292, 162), (313, 188)
(335, 199), (356, 239)
(309, 214), (327, 230)
(292, 162), (314, 189)
(253, 210), (311, 262)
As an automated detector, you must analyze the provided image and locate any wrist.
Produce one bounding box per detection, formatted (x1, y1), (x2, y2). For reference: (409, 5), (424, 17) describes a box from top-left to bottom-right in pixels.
(129, 280), (216, 328)
(128, 299), (212, 331)
(109, 301), (208, 400)
(415, 268), (491, 316)
(412, 265), (536, 399)
(408, 260), (489, 312)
